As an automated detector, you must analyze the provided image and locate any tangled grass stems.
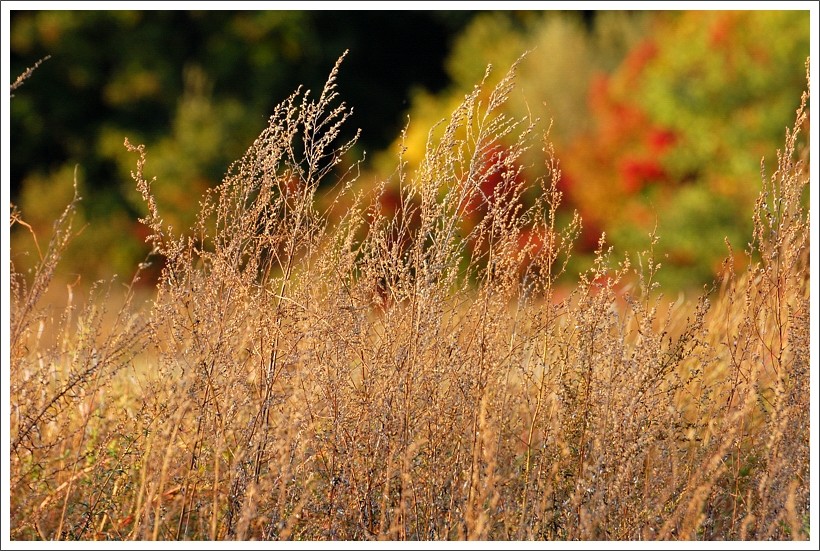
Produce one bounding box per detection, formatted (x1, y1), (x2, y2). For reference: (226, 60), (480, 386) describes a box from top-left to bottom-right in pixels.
(8, 54), (811, 541)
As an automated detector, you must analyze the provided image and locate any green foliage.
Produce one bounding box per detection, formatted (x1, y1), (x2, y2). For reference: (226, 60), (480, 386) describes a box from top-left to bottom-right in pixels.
(10, 10), (473, 281)
(376, 12), (647, 170)
(367, 11), (809, 292)
(586, 10), (809, 289)
(611, 185), (750, 289)
(8, 10), (810, 292)
(11, 11), (316, 279)
(638, 11), (810, 187)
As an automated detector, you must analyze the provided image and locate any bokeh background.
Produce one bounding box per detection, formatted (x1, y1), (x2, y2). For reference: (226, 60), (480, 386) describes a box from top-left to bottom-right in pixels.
(9, 9), (811, 292)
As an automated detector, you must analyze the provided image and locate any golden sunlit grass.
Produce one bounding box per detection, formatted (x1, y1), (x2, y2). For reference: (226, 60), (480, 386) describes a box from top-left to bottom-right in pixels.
(9, 53), (810, 541)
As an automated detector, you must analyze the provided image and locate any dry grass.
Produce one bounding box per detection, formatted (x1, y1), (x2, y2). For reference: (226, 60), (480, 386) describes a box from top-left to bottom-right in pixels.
(8, 53), (811, 541)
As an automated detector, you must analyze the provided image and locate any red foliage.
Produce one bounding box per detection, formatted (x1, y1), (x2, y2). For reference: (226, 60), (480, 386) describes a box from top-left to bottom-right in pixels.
(588, 74), (648, 146)
(621, 39), (659, 83)
(557, 38), (678, 250)
(377, 186), (403, 216)
(130, 221), (165, 287)
(648, 127), (677, 153)
(464, 142), (524, 223)
(579, 219), (605, 252)
(555, 168), (575, 198)
(620, 157), (667, 193)
(132, 219), (153, 244)
(709, 12), (737, 47)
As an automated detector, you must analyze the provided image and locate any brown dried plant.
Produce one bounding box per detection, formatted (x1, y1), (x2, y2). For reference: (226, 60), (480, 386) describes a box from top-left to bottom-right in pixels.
(8, 54), (811, 542)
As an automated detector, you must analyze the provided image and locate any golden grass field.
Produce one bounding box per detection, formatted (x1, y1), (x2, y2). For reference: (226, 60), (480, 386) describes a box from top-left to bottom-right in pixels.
(8, 55), (811, 541)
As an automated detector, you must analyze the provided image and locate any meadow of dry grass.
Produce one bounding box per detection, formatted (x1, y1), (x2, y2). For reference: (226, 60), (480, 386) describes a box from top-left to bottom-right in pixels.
(8, 54), (812, 541)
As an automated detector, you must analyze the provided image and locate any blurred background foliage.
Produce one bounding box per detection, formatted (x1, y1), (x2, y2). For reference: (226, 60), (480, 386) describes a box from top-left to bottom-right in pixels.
(9, 9), (810, 292)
